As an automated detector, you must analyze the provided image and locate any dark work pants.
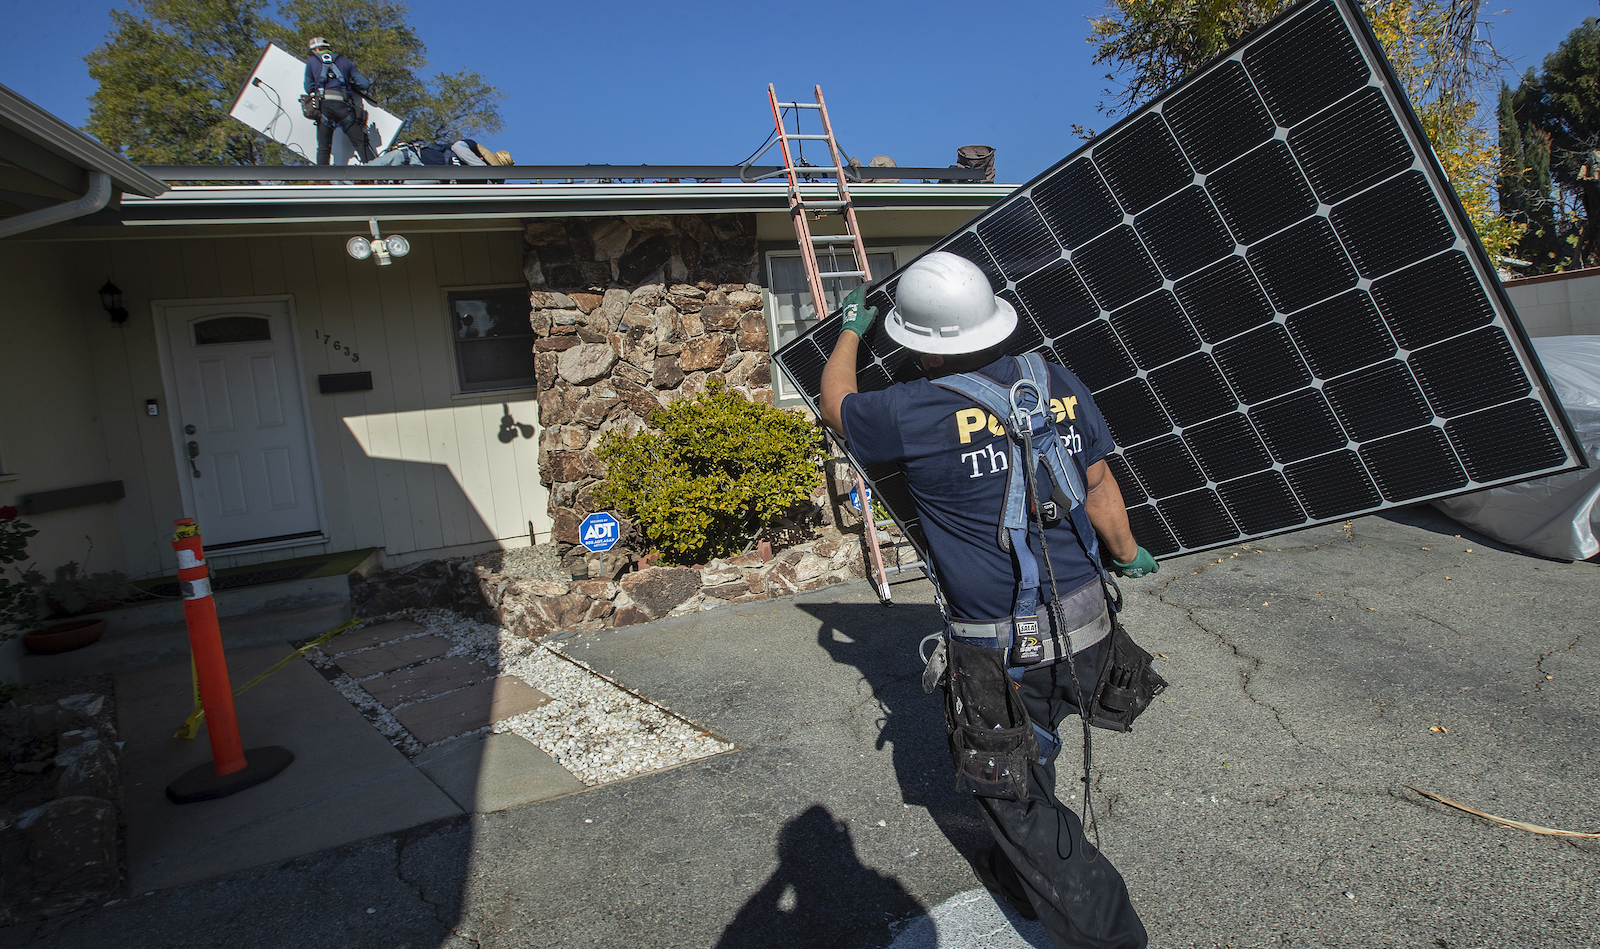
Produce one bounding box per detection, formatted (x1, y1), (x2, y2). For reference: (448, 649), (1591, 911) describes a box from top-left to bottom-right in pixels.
(976, 638), (1148, 949)
(315, 99), (371, 165)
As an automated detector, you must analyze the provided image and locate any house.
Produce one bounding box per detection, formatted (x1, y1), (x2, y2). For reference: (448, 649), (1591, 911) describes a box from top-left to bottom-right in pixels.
(0, 83), (1010, 644)
(1501, 267), (1600, 338)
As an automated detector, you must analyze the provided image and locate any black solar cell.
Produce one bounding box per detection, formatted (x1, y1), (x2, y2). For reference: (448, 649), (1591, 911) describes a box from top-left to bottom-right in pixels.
(772, 0), (1579, 563)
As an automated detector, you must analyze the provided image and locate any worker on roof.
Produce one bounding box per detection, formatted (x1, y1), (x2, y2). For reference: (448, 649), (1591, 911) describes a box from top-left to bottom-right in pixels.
(367, 140), (514, 183)
(820, 251), (1159, 949)
(303, 36), (375, 165)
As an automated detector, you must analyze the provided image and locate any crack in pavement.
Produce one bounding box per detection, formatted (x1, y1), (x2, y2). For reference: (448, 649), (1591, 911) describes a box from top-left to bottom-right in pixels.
(1534, 631), (1584, 691)
(1156, 597), (1307, 747)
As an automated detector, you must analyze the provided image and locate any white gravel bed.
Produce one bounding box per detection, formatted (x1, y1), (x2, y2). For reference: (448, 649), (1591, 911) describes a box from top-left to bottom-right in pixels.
(309, 609), (732, 786)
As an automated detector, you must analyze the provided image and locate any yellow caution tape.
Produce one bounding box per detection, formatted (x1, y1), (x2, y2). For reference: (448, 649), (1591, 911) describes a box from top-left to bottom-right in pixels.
(174, 616), (365, 739)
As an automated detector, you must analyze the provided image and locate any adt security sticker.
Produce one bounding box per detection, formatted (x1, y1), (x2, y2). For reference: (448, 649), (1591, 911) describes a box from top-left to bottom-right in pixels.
(579, 512), (621, 552)
(848, 484), (872, 512)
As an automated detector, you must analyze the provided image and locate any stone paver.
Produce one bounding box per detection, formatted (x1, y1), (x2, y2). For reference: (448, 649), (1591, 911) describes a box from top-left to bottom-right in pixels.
(325, 619), (425, 655)
(334, 634), (452, 678)
(391, 676), (552, 745)
(359, 656), (493, 709)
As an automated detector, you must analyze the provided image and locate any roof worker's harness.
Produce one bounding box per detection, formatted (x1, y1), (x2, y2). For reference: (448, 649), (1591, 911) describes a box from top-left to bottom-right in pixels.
(918, 353), (1166, 846)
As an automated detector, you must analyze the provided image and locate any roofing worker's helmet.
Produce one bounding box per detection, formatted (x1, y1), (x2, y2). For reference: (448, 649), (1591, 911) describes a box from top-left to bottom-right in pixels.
(882, 251), (1017, 355)
(308, 36), (332, 52)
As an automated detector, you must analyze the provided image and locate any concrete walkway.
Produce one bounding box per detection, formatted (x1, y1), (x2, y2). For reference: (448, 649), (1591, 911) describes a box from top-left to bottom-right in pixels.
(3, 512), (1597, 949)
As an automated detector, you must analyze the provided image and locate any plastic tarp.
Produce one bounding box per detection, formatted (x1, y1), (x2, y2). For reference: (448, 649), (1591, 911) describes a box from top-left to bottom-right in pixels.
(1434, 336), (1600, 560)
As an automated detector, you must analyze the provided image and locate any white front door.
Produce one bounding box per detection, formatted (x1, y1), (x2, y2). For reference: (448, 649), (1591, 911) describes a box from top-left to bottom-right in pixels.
(163, 300), (323, 549)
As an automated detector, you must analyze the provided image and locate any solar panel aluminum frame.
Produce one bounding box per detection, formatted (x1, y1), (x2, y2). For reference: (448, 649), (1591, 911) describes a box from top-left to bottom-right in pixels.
(773, 0), (1586, 565)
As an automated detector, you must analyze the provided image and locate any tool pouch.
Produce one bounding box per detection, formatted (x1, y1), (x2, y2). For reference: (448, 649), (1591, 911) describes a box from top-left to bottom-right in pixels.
(299, 92), (321, 120)
(943, 637), (1036, 802)
(1086, 613), (1168, 732)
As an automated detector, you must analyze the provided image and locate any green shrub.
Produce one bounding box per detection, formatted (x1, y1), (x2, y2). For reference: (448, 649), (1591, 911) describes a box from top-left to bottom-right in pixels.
(596, 382), (826, 563)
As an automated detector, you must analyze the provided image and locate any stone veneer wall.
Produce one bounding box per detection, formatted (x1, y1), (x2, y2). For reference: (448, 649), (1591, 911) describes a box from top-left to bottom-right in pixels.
(522, 213), (772, 575)
(412, 213), (909, 638)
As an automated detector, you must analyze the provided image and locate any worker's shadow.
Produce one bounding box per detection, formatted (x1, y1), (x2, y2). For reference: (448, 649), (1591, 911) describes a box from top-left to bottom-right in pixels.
(799, 600), (992, 861)
(715, 804), (924, 949)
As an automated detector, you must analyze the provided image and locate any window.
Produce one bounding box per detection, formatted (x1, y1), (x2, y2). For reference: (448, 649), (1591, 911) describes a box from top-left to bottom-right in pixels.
(449, 287), (537, 393)
(193, 315), (271, 345)
(764, 246), (929, 403)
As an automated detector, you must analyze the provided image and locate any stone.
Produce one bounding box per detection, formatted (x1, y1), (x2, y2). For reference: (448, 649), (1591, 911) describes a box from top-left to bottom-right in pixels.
(620, 236), (674, 284)
(793, 552), (831, 583)
(588, 219), (632, 263)
(327, 619), (427, 654)
(727, 289), (763, 309)
(335, 635), (454, 679)
(652, 355), (685, 389)
(535, 336), (581, 352)
(569, 291), (603, 313)
(524, 220), (569, 245)
(571, 387), (622, 428)
(600, 549), (632, 580)
(670, 309), (704, 340)
(523, 248), (546, 287)
(764, 560), (799, 596)
(619, 303), (655, 330)
(624, 215), (677, 235)
(629, 283), (665, 308)
(700, 560), (743, 585)
(558, 343), (618, 385)
(611, 359), (651, 388)
(704, 580), (749, 600)
(529, 290), (578, 310)
(552, 508), (582, 545)
(391, 678), (552, 746)
(53, 740), (117, 801)
(535, 351), (559, 390)
(612, 606), (653, 627)
(548, 309), (585, 335)
(538, 382), (581, 428)
(528, 310), (552, 335)
(350, 561), (484, 618)
(619, 566), (702, 618)
(5, 796), (118, 919)
(523, 578), (571, 596)
(523, 592), (592, 630)
(736, 313), (767, 350)
(572, 579), (613, 598)
(611, 377), (661, 420)
(544, 450), (605, 482)
(360, 657), (495, 710)
(679, 335), (734, 372)
(703, 289), (729, 306)
(727, 552), (764, 567)
(540, 425), (588, 453)
(699, 305), (740, 330)
(599, 289), (629, 331)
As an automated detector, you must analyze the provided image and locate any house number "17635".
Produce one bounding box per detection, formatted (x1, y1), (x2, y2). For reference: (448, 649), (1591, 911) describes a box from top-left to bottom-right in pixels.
(313, 329), (360, 363)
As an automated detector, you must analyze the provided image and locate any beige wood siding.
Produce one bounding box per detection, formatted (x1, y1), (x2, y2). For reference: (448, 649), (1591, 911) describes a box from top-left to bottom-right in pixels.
(5, 230), (549, 579)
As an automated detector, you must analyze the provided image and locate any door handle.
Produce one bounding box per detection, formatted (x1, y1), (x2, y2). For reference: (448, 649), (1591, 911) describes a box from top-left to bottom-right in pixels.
(187, 441), (202, 478)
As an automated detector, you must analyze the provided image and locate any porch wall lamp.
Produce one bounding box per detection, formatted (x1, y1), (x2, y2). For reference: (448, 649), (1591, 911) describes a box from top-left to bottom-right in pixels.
(347, 218), (410, 267)
(98, 280), (129, 324)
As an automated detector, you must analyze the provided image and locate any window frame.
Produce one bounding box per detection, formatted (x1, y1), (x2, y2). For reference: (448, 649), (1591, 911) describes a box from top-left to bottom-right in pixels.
(763, 244), (934, 404)
(444, 283), (539, 396)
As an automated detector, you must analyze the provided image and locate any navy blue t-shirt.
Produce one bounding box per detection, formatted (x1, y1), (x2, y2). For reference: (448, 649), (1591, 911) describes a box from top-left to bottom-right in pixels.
(841, 358), (1114, 621)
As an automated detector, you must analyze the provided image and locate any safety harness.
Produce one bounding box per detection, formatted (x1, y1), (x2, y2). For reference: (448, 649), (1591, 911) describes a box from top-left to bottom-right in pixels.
(930, 352), (1111, 673)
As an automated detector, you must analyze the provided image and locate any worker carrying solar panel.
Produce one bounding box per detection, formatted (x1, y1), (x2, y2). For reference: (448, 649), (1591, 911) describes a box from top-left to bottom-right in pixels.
(302, 37), (375, 165)
(820, 251), (1163, 948)
(367, 140), (515, 183)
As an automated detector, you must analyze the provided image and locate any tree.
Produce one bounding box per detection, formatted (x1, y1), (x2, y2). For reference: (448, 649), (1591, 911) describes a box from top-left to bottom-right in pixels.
(1498, 77), (1565, 273)
(1088, 0), (1521, 261)
(85, 0), (503, 165)
(1517, 17), (1600, 268)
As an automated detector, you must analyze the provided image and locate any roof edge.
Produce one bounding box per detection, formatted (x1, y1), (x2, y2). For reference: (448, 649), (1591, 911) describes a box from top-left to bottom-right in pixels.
(0, 82), (168, 198)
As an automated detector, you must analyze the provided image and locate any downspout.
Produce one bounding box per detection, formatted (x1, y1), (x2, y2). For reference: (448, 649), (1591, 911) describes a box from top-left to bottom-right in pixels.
(0, 170), (112, 239)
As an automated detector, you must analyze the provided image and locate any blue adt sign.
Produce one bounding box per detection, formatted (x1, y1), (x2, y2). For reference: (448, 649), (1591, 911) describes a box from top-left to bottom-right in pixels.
(579, 512), (621, 552)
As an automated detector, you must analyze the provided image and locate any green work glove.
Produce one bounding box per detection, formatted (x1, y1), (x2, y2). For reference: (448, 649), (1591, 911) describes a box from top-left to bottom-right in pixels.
(840, 285), (877, 337)
(1113, 546), (1159, 579)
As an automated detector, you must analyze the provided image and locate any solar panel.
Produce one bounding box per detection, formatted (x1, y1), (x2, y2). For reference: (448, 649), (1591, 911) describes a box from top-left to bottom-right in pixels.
(772, 0), (1584, 561)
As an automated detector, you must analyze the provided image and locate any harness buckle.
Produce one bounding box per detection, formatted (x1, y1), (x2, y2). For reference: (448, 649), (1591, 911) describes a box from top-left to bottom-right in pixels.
(1009, 614), (1045, 666)
(1006, 377), (1045, 439)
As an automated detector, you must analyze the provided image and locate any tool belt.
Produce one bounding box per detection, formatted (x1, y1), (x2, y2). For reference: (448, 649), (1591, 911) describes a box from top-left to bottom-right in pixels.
(941, 635), (1038, 802)
(947, 576), (1111, 668)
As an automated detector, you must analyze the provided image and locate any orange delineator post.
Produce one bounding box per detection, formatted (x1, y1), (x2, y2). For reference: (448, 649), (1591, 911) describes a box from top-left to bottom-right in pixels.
(171, 518), (247, 776)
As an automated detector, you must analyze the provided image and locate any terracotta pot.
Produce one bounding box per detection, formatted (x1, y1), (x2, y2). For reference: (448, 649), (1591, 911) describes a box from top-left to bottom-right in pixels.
(22, 618), (107, 654)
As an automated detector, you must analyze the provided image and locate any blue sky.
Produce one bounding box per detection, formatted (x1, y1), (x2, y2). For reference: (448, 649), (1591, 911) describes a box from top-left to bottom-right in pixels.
(0, 0), (1593, 183)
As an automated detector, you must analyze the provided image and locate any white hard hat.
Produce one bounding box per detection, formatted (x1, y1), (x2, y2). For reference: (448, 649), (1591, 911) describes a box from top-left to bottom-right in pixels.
(308, 36), (331, 51)
(883, 251), (1017, 355)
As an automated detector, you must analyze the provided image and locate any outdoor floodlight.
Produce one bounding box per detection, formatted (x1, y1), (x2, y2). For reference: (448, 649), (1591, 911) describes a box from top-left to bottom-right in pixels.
(347, 219), (409, 267)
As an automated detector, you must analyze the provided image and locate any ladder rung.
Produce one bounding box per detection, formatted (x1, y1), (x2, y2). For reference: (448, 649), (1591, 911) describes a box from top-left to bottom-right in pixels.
(783, 133), (831, 140)
(797, 199), (850, 209)
(809, 234), (856, 243)
(777, 102), (823, 109)
(817, 270), (866, 279)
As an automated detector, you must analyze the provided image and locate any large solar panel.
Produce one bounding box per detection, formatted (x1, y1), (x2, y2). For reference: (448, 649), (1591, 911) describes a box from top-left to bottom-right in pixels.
(773, 0), (1584, 561)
